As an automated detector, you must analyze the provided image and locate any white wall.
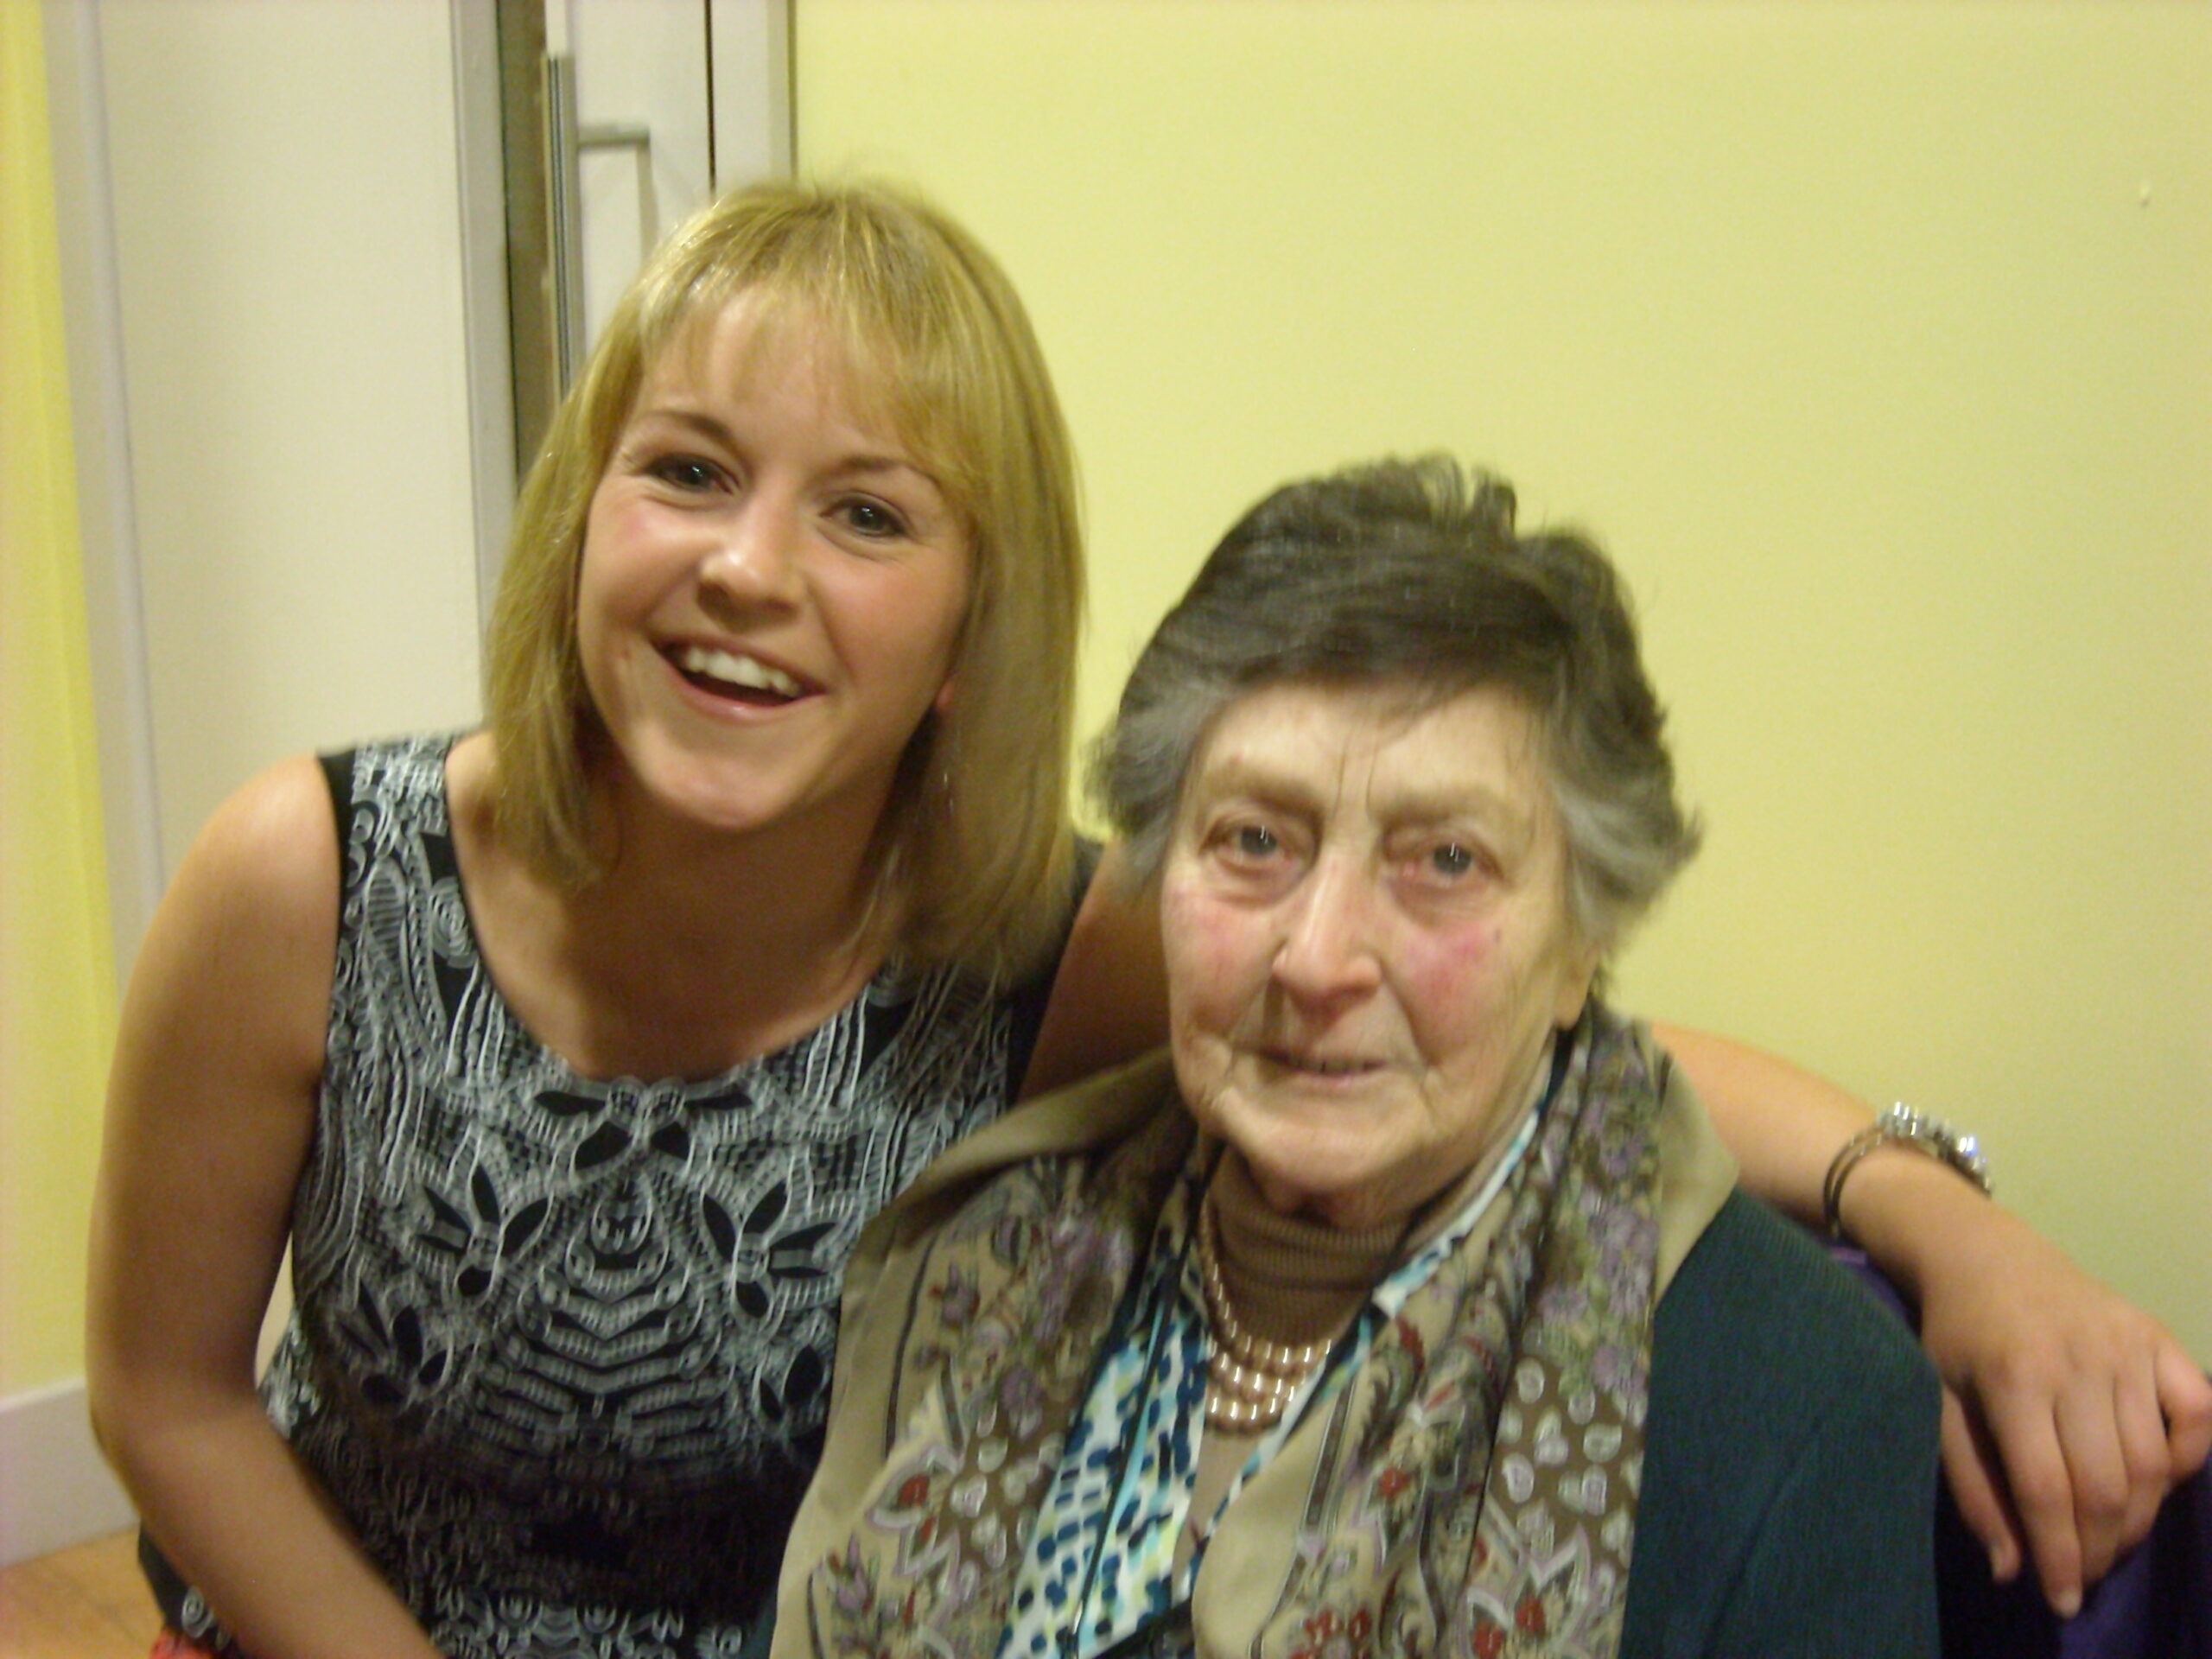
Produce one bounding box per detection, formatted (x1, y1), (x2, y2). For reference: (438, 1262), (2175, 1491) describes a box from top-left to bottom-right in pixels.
(98, 0), (486, 874)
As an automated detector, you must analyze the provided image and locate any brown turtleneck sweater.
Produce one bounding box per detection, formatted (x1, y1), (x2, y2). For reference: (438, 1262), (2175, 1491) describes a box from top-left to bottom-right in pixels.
(1177, 1101), (1533, 1573)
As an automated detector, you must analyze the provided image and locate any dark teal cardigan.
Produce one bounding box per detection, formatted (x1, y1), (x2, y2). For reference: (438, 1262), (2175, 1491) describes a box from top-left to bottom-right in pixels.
(1624, 1191), (1941, 1657)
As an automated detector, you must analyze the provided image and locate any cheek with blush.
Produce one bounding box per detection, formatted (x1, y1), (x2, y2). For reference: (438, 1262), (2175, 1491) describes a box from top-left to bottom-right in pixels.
(1402, 921), (1500, 1020)
(1159, 883), (1254, 1096)
(1160, 887), (1254, 1003)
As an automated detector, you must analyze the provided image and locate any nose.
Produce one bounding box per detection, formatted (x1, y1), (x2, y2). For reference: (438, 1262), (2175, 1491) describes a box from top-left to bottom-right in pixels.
(696, 493), (805, 615)
(1271, 855), (1384, 1009)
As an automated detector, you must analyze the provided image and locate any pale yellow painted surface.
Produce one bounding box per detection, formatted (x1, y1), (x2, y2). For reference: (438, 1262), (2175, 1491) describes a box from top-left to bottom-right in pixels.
(797, 1), (2211, 1357)
(98, 0), (485, 876)
(10, 0), (487, 1402)
(1, 0), (119, 1393)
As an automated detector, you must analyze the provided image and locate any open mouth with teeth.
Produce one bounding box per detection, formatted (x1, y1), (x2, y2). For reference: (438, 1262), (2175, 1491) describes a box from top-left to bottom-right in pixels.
(668, 644), (811, 708)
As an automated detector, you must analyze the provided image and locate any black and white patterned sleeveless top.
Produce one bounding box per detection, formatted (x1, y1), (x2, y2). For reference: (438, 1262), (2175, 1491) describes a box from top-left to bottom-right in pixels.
(157, 734), (1069, 1658)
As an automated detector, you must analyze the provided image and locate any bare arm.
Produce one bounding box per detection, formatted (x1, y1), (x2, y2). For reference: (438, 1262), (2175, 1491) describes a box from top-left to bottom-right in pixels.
(1019, 842), (1168, 1099)
(1655, 1022), (2212, 1617)
(86, 756), (446, 1659)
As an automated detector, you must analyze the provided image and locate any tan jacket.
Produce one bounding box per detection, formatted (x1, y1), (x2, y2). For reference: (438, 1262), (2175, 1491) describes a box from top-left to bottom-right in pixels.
(772, 1044), (1738, 1659)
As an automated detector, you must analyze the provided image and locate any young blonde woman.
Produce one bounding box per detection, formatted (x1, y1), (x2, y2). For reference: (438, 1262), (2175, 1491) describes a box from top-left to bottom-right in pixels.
(86, 181), (2207, 1659)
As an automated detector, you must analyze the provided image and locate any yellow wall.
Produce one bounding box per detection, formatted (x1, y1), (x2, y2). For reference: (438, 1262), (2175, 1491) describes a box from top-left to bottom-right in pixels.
(11, 0), (2202, 1400)
(1, 0), (118, 1395)
(796, 1), (2211, 1357)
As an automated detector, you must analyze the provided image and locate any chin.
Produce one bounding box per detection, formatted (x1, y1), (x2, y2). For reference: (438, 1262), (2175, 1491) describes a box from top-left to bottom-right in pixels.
(1234, 1132), (1396, 1224)
(642, 778), (786, 837)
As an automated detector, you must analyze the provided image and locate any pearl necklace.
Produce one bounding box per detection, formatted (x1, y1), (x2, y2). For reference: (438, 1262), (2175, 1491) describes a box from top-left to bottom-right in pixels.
(1195, 1198), (1336, 1432)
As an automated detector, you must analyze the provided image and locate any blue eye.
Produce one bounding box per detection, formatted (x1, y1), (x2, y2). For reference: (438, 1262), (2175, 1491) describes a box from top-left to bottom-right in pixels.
(1429, 842), (1473, 878)
(1232, 824), (1279, 859)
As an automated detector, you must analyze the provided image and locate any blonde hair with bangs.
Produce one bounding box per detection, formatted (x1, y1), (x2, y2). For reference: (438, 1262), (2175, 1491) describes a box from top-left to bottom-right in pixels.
(484, 179), (1083, 981)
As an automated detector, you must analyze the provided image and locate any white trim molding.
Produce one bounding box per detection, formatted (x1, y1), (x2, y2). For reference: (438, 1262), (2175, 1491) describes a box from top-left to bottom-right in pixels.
(0, 1379), (136, 1567)
(41, 0), (168, 971)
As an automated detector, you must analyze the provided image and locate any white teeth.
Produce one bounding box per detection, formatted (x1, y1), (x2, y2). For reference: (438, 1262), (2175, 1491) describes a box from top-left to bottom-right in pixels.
(676, 645), (804, 698)
(1280, 1055), (1367, 1076)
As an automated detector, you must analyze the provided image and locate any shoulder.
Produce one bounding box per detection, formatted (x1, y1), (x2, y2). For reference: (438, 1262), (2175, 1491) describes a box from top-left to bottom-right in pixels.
(841, 1052), (1186, 1387)
(111, 752), (347, 1123)
(168, 753), (344, 949)
(1652, 1192), (1936, 1459)
(1627, 1192), (1940, 1656)
(792, 1053), (1189, 1637)
(877, 1050), (1185, 1249)
(1017, 842), (1170, 1098)
(1654, 1194), (1929, 1407)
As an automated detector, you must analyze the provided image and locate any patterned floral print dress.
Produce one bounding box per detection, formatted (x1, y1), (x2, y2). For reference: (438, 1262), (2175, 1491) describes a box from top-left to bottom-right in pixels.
(149, 734), (1065, 1659)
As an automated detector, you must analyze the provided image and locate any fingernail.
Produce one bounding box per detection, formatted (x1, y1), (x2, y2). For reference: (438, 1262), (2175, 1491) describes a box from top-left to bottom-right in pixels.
(2055, 1589), (2082, 1620)
(1988, 1545), (2017, 1582)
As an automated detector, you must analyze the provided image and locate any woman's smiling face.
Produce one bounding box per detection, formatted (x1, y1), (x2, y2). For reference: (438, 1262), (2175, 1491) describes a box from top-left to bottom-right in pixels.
(574, 296), (972, 854)
(1160, 681), (1600, 1231)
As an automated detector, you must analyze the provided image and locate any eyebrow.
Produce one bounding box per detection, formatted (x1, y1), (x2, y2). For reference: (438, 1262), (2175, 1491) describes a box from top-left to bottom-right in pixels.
(1191, 755), (1534, 838)
(621, 404), (735, 447)
(1384, 788), (1530, 840)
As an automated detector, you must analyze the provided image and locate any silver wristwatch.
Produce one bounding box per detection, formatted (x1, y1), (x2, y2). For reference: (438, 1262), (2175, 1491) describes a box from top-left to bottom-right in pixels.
(1822, 1103), (1993, 1239)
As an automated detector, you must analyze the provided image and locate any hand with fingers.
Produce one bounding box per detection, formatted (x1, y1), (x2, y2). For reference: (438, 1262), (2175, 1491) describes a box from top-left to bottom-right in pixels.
(1916, 1206), (2212, 1618)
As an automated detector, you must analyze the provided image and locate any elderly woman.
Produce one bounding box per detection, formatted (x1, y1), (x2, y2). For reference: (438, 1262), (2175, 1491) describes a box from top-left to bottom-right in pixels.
(773, 457), (1939, 1659)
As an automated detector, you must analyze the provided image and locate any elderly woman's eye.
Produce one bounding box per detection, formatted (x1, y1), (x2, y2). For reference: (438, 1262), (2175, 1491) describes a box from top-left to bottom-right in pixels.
(1429, 842), (1474, 878)
(1227, 823), (1280, 861)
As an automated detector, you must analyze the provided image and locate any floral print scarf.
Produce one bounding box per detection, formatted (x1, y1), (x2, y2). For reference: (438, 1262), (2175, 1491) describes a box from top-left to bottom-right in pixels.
(794, 1007), (1669, 1659)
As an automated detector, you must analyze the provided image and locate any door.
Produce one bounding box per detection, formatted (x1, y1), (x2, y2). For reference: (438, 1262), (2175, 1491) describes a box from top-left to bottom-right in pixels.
(495, 0), (791, 486)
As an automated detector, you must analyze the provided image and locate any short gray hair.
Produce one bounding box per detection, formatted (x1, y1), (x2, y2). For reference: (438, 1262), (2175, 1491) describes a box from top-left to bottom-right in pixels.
(1093, 456), (1700, 955)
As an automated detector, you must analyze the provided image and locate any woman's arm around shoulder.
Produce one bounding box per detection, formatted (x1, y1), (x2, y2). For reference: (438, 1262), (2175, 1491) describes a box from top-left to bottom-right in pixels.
(1018, 842), (1169, 1099)
(1655, 1022), (2212, 1618)
(86, 753), (447, 1659)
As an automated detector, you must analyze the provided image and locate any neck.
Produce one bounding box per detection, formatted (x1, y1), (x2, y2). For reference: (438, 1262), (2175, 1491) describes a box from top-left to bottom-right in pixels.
(454, 733), (905, 1080)
(1207, 1148), (1405, 1344)
(606, 813), (885, 956)
(580, 773), (899, 1050)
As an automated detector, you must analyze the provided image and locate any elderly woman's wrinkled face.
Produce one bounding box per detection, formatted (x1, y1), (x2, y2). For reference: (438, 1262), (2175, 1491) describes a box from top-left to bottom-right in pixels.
(1160, 682), (1600, 1231)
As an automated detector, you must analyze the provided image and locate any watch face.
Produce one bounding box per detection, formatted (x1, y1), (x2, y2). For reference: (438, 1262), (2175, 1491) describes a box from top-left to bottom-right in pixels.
(1885, 1106), (1990, 1193)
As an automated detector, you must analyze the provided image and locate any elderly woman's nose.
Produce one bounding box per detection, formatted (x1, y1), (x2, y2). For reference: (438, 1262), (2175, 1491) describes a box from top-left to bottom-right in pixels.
(698, 498), (806, 612)
(1271, 857), (1385, 1003)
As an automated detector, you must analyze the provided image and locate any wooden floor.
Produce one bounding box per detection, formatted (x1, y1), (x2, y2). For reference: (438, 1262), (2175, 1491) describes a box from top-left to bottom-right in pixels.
(0, 1530), (157, 1659)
